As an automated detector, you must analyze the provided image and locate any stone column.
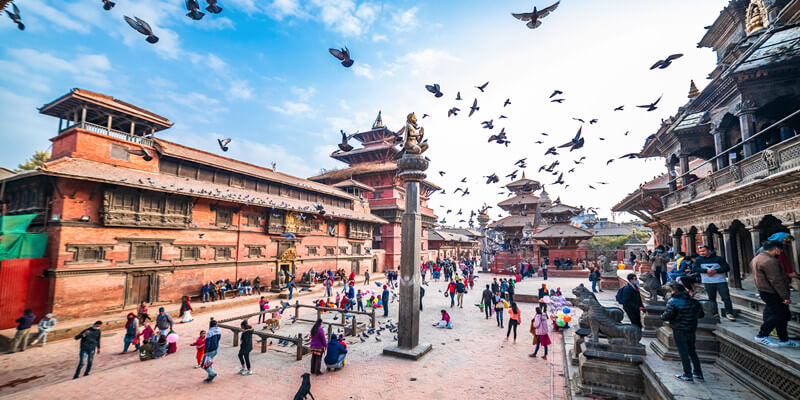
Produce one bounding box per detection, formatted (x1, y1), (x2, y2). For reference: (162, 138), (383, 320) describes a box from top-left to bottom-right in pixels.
(722, 229), (741, 288)
(703, 230), (715, 251)
(672, 232), (683, 254)
(713, 130), (728, 170)
(679, 153), (690, 186)
(748, 226), (762, 256)
(667, 163), (677, 192)
(383, 153), (432, 360)
(687, 233), (697, 255)
(789, 225), (800, 290)
(736, 100), (758, 158)
(478, 213), (490, 272)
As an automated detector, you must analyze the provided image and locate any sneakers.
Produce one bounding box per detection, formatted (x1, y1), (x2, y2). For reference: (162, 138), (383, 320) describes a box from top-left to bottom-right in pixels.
(725, 314), (736, 321)
(777, 340), (799, 348)
(194, 364), (202, 369)
(693, 374), (705, 382)
(675, 375), (694, 383)
(241, 370), (252, 376)
(755, 336), (778, 347)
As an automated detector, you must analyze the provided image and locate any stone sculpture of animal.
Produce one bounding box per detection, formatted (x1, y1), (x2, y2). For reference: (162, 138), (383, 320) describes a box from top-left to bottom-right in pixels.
(574, 287), (642, 346)
(572, 284), (624, 324)
(639, 272), (667, 302)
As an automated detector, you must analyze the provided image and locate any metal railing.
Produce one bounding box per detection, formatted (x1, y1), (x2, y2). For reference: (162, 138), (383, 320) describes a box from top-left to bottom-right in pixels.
(61, 121), (154, 147)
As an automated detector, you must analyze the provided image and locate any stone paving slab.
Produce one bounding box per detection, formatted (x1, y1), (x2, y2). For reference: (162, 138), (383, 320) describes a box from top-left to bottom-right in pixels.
(0, 273), (570, 399)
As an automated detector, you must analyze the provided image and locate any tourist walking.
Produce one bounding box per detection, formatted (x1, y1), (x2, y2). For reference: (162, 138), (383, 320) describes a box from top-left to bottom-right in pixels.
(138, 301), (150, 323)
(258, 296), (268, 324)
(618, 273), (644, 328)
(364, 269), (370, 285)
(447, 280), (457, 308)
(482, 284), (493, 319)
(693, 244), (736, 321)
(73, 321), (102, 379)
(357, 290), (365, 312)
(309, 318), (327, 376)
(506, 302), (521, 342)
(455, 279), (466, 308)
(530, 306), (551, 360)
(324, 277), (333, 297)
(661, 283), (704, 382)
(155, 307), (174, 332)
(382, 285), (390, 317)
(8, 309), (35, 353)
(652, 245), (669, 285)
(752, 241), (797, 347)
(180, 296), (193, 323)
(494, 292), (505, 328)
(122, 312), (140, 353)
(31, 313), (57, 347)
(238, 320), (254, 375)
(589, 268), (601, 293)
(202, 320), (222, 382)
(190, 330), (206, 368)
(507, 279), (515, 302)
(541, 262), (548, 280)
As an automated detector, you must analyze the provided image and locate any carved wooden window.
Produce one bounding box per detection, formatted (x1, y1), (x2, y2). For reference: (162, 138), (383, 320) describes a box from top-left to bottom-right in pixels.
(348, 221), (372, 240)
(213, 246), (234, 260)
(325, 246), (336, 256)
(351, 242), (362, 256)
(339, 246), (349, 256)
(179, 246), (201, 261)
(66, 244), (112, 265)
(111, 190), (138, 211)
(215, 207), (234, 226)
(160, 158), (179, 175)
(4, 179), (49, 216)
(306, 246), (318, 256)
(268, 210), (285, 234)
(130, 242), (161, 264)
(245, 214), (260, 227)
(166, 197), (187, 214)
(230, 174), (243, 188)
(246, 245), (265, 258)
(140, 192), (164, 213)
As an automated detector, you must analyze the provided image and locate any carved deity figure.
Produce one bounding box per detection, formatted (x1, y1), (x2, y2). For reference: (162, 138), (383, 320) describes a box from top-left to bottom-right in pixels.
(402, 112), (428, 154)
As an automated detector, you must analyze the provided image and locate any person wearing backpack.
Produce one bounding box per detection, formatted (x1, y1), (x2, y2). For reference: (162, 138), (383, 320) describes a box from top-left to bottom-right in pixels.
(455, 279), (466, 308)
(617, 273), (644, 328)
(494, 292), (505, 328)
(589, 268), (602, 293)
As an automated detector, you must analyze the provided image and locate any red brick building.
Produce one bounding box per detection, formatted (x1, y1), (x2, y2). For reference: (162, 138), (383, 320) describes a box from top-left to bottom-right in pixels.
(309, 112), (439, 268)
(1, 89), (387, 320)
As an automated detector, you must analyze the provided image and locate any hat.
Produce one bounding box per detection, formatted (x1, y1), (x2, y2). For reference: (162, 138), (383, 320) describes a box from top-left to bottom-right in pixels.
(768, 232), (793, 242)
(159, 307), (165, 312)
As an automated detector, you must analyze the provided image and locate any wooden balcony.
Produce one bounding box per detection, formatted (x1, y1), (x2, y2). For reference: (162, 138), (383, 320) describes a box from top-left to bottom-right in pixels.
(61, 121), (155, 147)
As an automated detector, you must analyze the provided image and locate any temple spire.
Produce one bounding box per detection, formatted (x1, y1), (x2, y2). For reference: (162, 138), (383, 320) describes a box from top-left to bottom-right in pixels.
(372, 110), (384, 129)
(521, 170), (526, 179)
(688, 80), (699, 99)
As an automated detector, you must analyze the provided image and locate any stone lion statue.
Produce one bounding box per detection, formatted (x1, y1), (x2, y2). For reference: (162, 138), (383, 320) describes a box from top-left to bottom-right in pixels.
(573, 285), (642, 346)
(639, 272), (667, 302)
(572, 284), (624, 325)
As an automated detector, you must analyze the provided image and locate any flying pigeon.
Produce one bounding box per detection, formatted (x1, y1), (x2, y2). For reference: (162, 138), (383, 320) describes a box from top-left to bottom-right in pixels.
(102, 1), (115, 11)
(5, 2), (23, 30)
(448, 107), (460, 117)
(338, 130), (353, 152)
(126, 146), (153, 161)
(329, 47), (354, 67)
(511, 1), (560, 29)
(481, 120), (494, 129)
(637, 95), (663, 112)
(469, 99), (479, 117)
(205, 0), (223, 13)
(217, 138), (231, 152)
(425, 83), (443, 98)
(650, 53), (683, 70)
(185, 0), (205, 20)
(503, 98), (511, 107)
(475, 82), (489, 92)
(558, 126), (584, 151)
(124, 16), (159, 43)
(455, 91), (462, 100)
(614, 105), (624, 111)
(551, 98), (565, 103)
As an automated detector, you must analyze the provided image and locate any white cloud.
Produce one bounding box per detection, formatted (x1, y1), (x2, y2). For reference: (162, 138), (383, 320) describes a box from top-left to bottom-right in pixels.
(372, 34), (388, 42)
(290, 87), (317, 102)
(229, 80), (254, 100)
(5, 48), (113, 89)
(267, 0), (303, 19)
(352, 63), (374, 79)
(391, 6), (419, 32)
(24, 0), (90, 33)
(310, 0), (378, 37)
(270, 101), (312, 115)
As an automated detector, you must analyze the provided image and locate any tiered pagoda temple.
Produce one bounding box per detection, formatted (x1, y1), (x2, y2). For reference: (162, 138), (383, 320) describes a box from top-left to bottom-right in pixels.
(309, 112), (440, 267)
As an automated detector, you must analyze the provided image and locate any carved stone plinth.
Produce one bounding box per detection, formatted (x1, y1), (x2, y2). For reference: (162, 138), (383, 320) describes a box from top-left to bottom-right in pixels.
(649, 300), (720, 363)
(576, 341), (646, 400)
(635, 261), (652, 274)
(641, 302), (665, 338)
(599, 274), (620, 289)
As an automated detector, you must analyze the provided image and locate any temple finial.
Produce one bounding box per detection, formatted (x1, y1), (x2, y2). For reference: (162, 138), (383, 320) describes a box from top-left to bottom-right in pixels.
(521, 170), (526, 179)
(372, 110), (384, 129)
(688, 80), (699, 99)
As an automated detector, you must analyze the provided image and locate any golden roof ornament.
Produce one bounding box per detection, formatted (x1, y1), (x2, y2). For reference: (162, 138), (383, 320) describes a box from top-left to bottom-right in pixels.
(745, 0), (768, 34)
(688, 80), (700, 99)
(372, 110), (384, 129)
(521, 170), (527, 179)
(393, 112), (428, 159)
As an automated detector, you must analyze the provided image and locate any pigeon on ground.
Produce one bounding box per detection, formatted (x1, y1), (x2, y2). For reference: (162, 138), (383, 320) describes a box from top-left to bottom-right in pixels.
(511, 1), (560, 29)
(329, 47), (354, 67)
(124, 16), (159, 43)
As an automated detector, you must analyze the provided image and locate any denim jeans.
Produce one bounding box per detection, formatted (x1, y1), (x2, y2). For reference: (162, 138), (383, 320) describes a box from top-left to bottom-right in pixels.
(358, 301), (364, 312)
(289, 288), (293, 300)
(74, 348), (96, 379)
(484, 303), (491, 319)
(591, 280), (598, 293)
(757, 291), (790, 342)
(326, 353), (346, 369)
(496, 310), (504, 328)
(202, 292), (210, 302)
(654, 267), (668, 286)
(673, 330), (702, 378)
(204, 350), (218, 378)
(703, 282), (733, 316)
(533, 341), (548, 356)
(123, 336), (139, 353)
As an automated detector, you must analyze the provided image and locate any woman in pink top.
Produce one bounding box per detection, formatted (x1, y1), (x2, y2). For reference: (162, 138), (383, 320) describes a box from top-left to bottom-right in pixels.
(530, 306), (551, 360)
(433, 309), (452, 328)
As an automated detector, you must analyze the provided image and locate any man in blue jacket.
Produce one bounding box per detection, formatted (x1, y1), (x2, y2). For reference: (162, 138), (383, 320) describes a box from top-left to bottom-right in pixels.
(73, 321), (102, 379)
(8, 309), (35, 353)
(382, 285), (390, 317)
(324, 335), (348, 371)
(203, 319), (222, 383)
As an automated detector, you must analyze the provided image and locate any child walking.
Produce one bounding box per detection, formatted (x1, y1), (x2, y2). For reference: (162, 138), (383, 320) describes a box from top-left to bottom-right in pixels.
(190, 330), (206, 368)
(530, 306), (551, 360)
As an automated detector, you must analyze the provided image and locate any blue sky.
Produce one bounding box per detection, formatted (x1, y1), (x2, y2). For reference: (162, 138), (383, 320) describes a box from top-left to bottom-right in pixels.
(0, 0), (729, 223)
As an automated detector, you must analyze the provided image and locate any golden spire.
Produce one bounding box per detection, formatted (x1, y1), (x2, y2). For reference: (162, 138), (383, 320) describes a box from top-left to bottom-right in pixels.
(372, 110), (384, 129)
(521, 170), (526, 179)
(688, 80), (699, 99)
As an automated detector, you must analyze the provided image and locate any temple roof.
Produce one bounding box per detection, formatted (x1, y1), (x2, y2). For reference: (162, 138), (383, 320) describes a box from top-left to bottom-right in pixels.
(332, 179), (375, 192)
(506, 173), (541, 192)
(489, 214), (535, 229)
(155, 139), (354, 201)
(531, 224), (593, 239)
(25, 157), (386, 224)
(39, 88), (172, 131)
(428, 228), (478, 243)
(541, 204), (581, 215)
(733, 25), (800, 73)
(309, 162), (398, 182)
(330, 142), (399, 164)
(497, 193), (544, 208)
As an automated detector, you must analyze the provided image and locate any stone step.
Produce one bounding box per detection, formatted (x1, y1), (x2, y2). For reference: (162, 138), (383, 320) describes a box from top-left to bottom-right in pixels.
(713, 323), (800, 400)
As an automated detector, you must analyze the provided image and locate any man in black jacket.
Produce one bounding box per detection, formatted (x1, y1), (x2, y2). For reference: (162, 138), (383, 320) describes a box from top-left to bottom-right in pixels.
(619, 273), (644, 328)
(73, 321), (102, 379)
(482, 284), (493, 319)
(661, 284), (704, 383)
(692, 245), (735, 321)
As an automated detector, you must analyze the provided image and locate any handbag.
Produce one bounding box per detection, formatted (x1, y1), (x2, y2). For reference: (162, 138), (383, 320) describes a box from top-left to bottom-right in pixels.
(444, 292), (449, 298)
(533, 334), (539, 345)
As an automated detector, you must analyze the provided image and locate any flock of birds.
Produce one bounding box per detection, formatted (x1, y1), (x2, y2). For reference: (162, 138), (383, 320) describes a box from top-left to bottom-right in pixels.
(5, 1), (686, 227)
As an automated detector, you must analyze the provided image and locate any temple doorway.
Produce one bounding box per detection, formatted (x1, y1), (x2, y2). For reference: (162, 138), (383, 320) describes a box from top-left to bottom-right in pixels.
(278, 262), (294, 282)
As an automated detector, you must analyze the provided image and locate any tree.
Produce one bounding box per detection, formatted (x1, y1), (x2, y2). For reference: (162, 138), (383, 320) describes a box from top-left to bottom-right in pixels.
(17, 150), (50, 171)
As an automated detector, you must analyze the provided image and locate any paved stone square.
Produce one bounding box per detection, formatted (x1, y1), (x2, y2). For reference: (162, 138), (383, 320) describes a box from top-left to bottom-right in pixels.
(0, 274), (579, 399)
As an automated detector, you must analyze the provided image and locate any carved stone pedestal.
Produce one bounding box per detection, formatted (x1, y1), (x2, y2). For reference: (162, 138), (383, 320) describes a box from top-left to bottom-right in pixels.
(599, 274), (620, 289)
(649, 300), (720, 363)
(576, 341), (646, 399)
(635, 261), (652, 274)
(641, 302), (665, 338)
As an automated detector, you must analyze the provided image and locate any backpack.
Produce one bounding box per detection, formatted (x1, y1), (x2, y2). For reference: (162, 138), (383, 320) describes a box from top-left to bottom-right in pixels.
(615, 286), (625, 304)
